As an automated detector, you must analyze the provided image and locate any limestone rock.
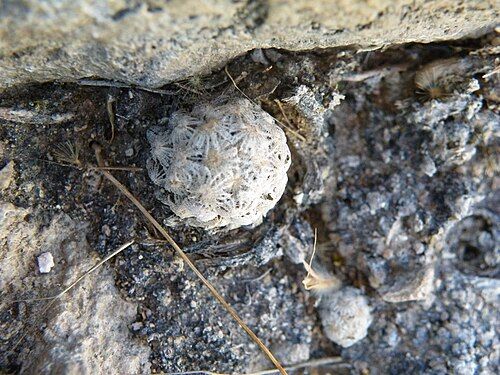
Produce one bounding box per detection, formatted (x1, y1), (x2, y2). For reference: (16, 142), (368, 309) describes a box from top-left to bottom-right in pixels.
(382, 266), (435, 303)
(0, 204), (150, 374)
(0, 0), (497, 89)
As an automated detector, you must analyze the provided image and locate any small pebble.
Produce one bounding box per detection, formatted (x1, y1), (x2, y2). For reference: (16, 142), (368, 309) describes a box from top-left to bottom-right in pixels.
(131, 322), (143, 331)
(102, 224), (111, 237)
(0, 161), (15, 191)
(294, 192), (304, 205)
(125, 147), (134, 157)
(37, 252), (55, 273)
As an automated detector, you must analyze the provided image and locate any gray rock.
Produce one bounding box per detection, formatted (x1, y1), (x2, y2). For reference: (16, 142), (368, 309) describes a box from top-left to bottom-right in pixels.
(382, 265), (435, 303)
(0, 161), (14, 191)
(0, 0), (497, 89)
(0, 205), (150, 374)
(36, 252), (55, 274)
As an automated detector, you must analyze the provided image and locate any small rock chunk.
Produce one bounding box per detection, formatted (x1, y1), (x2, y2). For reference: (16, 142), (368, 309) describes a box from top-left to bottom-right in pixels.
(37, 252), (55, 273)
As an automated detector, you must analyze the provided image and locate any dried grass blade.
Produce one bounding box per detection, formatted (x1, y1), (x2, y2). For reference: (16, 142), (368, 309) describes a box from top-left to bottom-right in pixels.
(93, 145), (286, 374)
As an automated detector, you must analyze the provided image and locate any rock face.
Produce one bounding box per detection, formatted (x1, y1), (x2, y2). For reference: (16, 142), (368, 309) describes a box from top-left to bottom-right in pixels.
(0, 1), (498, 374)
(0, 204), (150, 374)
(0, 0), (498, 89)
(320, 43), (499, 374)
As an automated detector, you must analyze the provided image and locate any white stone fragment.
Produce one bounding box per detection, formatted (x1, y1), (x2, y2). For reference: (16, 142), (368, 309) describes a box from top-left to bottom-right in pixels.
(37, 252), (55, 273)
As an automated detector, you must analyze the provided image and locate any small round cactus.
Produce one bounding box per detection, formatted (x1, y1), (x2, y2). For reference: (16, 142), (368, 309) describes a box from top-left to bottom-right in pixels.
(146, 98), (291, 229)
(319, 287), (372, 348)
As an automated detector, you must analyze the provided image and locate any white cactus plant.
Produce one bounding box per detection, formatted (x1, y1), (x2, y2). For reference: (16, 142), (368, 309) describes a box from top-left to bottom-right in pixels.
(146, 98), (291, 229)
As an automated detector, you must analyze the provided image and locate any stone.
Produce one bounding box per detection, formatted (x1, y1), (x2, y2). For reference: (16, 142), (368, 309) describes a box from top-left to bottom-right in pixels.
(0, 205), (150, 374)
(124, 147), (134, 157)
(0, 1), (497, 89)
(0, 161), (14, 191)
(382, 266), (435, 303)
(37, 252), (55, 274)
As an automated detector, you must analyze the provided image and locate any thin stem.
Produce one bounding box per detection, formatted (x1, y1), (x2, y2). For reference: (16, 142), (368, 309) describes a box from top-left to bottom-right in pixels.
(93, 144), (286, 374)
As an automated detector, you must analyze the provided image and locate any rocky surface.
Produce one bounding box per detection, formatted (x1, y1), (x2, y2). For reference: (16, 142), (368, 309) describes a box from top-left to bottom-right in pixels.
(320, 38), (499, 374)
(0, 205), (150, 374)
(0, 2), (499, 374)
(0, 0), (498, 89)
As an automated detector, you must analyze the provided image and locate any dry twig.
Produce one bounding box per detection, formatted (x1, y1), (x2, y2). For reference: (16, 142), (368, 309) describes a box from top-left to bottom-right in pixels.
(92, 143), (287, 374)
(274, 100), (307, 142)
(77, 79), (176, 95)
(224, 66), (306, 142)
(107, 94), (116, 143)
(174, 82), (204, 95)
(164, 355), (347, 375)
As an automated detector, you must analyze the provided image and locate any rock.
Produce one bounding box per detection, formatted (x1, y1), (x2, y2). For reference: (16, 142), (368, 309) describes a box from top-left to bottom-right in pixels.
(0, 107), (74, 124)
(382, 266), (435, 303)
(0, 1), (497, 89)
(274, 343), (310, 367)
(0, 205), (150, 374)
(131, 322), (143, 331)
(37, 252), (55, 274)
(279, 217), (313, 265)
(124, 147), (134, 157)
(0, 161), (14, 191)
(284, 85), (335, 128)
(0, 202), (32, 292)
(319, 46), (498, 373)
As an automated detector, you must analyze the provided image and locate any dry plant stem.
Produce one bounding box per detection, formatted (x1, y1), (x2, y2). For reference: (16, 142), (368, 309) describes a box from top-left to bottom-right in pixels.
(274, 100), (307, 142)
(225, 66), (306, 142)
(38, 159), (141, 172)
(107, 94), (116, 143)
(174, 82), (204, 95)
(165, 356), (346, 375)
(93, 144), (287, 375)
(77, 79), (176, 95)
(37, 158), (82, 169)
(482, 65), (499, 78)
(245, 356), (347, 375)
(302, 228), (341, 293)
(90, 166), (143, 172)
(225, 66), (256, 104)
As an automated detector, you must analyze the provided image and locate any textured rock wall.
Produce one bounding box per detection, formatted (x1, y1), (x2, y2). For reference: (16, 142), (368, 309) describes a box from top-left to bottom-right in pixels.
(0, 0), (497, 88)
(0, 204), (151, 374)
(0, 1), (498, 374)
